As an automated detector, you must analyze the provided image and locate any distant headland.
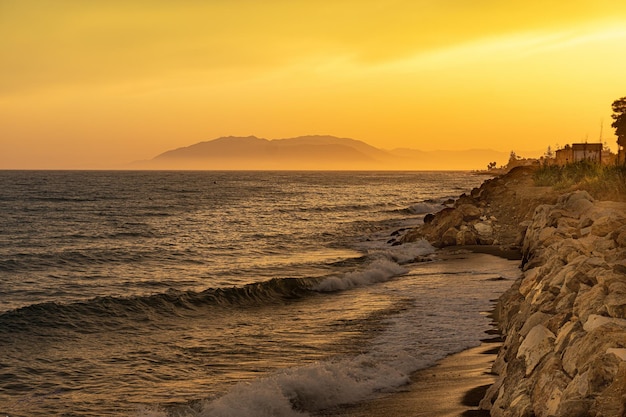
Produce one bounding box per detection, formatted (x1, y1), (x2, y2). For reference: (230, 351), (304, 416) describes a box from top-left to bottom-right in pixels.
(130, 135), (512, 171)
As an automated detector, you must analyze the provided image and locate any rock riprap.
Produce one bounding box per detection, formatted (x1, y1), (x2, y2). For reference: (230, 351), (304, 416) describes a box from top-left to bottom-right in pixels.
(401, 166), (558, 248)
(481, 191), (626, 417)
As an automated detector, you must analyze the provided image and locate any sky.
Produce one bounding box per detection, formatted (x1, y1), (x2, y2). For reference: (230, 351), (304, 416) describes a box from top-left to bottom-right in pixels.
(2, 0), (626, 169)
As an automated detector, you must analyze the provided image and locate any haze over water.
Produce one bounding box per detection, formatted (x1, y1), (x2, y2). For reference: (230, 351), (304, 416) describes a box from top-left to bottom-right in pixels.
(0, 171), (521, 416)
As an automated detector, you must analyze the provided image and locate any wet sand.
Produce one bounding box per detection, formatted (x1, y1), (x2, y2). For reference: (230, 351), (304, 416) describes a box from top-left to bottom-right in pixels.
(316, 245), (516, 417)
(320, 341), (499, 417)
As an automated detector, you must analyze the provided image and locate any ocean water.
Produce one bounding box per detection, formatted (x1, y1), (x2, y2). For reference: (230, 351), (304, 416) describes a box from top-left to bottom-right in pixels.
(0, 171), (520, 417)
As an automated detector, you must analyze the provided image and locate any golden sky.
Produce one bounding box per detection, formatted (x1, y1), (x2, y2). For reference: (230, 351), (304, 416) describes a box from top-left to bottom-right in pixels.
(2, 0), (626, 169)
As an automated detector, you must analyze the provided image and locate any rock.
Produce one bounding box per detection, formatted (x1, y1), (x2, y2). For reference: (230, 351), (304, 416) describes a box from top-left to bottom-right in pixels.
(517, 325), (556, 376)
(615, 228), (626, 247)
(554, 320), (581, 353)
(555, 397), (592, 416)
(457, 203), (482, 221)
(518, 267), (542, 297)
(484, 186), (626, 417)
(473, 221), (493, 236)
(558, 190), (594, 215)
(562, 326), (626, 377)
(530, 354), (570, 417)
(401, 170), (626, 417)
(590, 212), (626, 238)
(573, 285), (608, 323)
(440, 227), (459, 246)
(554, 292), (576, 315)
(456, 228), (478, 245)
(519, 312), (552, 337)
(507, 393), (534, 417)
(593, 236), (617, 252)
(537, 226), (559, 248)
(491, 374), (534, 417)
(433, 207), (464, 230)
(583, 314), (626, 332)
(607, 348), (626, 361)
(563, 269), (595, 293)
(605, 280), (626, 319)
(590, 362), (626, 417)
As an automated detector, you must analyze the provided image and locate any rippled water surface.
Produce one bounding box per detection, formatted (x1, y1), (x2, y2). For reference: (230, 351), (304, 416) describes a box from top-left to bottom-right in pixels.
(0, 171), (519, 417)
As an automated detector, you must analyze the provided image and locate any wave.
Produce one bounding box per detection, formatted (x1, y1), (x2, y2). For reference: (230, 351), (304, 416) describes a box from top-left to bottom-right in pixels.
(0, 277), (314, 334)
(137, 245), (438, 417)
(180, 354), (413, 417)
(288, 203), (381, 214)
(314, 240), (435, 291)
(313, 259), (407, 292)
(406, 201), (445, 214)
(390, 199), (451, 216)
(135, 245), (508, 417)
(0, 243), (432, 334)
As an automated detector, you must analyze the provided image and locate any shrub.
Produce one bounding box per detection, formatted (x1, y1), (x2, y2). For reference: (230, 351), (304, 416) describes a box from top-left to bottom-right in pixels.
(533, 161), (626, 200)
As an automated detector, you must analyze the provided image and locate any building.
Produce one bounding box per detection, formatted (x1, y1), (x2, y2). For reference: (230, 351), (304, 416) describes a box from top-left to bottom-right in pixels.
(554, 143), (604, 166)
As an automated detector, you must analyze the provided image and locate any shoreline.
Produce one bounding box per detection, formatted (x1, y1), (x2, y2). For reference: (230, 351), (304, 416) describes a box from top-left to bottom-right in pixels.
(318, 340), (502, 417)
(317, 243), (515, 417)
(388, 165), (626, 417)
(322, 167), (556, 417)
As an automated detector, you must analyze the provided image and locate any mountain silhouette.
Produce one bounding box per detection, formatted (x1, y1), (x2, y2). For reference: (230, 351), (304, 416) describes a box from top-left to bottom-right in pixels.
(134, 135), (509, 170)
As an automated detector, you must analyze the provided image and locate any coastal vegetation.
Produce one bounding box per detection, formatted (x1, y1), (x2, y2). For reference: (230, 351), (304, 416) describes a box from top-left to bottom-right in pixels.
(611, 96), (626, 151)
(533, 161), (626, 201)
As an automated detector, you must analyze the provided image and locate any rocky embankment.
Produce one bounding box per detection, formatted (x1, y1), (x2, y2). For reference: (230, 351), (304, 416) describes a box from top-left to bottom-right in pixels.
(483, 190), (626, 417)
(402, 167), (626, 416)
(401, 166), (558, 249)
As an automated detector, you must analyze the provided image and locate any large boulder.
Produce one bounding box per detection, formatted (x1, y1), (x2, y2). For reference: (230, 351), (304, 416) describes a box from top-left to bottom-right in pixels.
(517, 325), (556, 376)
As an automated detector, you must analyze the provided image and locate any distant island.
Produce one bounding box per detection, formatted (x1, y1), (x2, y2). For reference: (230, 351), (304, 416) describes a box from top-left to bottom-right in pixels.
(131, 135), (511, 170)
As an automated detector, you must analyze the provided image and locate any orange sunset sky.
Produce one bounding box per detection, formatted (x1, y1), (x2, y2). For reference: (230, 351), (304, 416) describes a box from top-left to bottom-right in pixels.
(2, 1), (626, 169)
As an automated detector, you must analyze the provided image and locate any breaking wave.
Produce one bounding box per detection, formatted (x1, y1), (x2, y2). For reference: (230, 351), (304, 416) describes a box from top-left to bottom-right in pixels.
(0, 241), (435, 335)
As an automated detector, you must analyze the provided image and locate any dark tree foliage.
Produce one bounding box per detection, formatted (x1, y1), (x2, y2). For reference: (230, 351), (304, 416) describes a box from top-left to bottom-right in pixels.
(611, 96), (626, 147)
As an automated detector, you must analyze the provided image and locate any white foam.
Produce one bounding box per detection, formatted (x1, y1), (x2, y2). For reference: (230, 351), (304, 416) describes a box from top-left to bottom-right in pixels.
(198, 354), (413, 417)
(408, 201), (444, 214)
(380, 240), (436, 264)
(313, 240), (435, 292)
(313, 259), (408, 292)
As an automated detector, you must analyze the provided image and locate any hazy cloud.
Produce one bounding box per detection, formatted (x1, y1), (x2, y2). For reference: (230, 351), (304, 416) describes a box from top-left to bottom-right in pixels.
(3, 1), (626, 94)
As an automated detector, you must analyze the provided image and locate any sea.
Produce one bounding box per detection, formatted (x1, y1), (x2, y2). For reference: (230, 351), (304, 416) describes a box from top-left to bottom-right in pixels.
(0, 171), (521, 417)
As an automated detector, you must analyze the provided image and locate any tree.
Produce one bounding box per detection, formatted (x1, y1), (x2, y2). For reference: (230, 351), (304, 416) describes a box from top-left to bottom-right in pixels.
(611, 96), (626, 163)
(544, 146), (554, 159)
